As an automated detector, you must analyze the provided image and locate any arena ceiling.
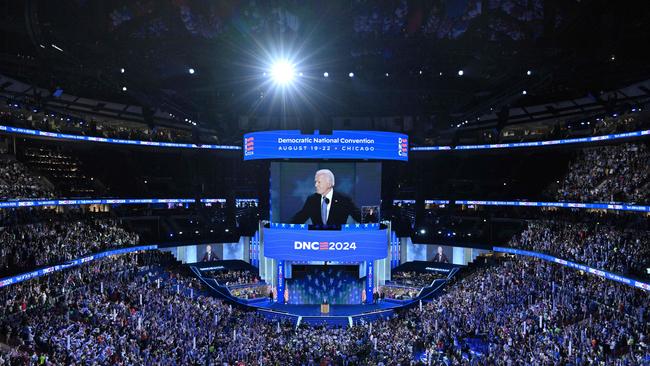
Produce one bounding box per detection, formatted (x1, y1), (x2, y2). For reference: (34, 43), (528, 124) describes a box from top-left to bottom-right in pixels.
(1, 0), (650, 133)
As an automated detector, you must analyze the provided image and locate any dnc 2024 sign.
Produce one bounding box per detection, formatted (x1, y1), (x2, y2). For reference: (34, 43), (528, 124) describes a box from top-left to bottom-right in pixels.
(263, 227), (388, 261)
(244, 130), (408, 161)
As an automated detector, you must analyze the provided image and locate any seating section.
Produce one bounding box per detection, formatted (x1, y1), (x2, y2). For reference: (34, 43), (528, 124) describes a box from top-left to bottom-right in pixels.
(1, 254), (646, 365)
(509, 220), (650, 278)
(557, 143), (649, 203)
(0, 218), (139, 277)
(0, 157), (54, 200)
(23, 146), (97, 197)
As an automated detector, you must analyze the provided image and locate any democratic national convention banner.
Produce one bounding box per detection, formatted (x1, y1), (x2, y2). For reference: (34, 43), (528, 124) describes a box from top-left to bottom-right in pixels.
(263, 227), (388, 261)
(243, 130), (408, 161)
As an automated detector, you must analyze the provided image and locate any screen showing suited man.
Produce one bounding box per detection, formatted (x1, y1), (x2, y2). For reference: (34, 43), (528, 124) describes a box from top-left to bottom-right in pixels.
(291, 169), (362, 225)
(270, 162), (381, 224)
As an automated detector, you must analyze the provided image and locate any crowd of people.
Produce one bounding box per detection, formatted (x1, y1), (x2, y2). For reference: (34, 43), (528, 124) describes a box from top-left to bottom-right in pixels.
(378, 285), (419, 301)
(208, 270), (261, 286)
(556, 142), (649, 203)
(419, 258), (648, 365)
(0, 252), (646, 365)
(0, 158), (54, 200)
(388, 271), (443, 288)
(229, 285), (271, 300)
(509, 220), (650, 278)
(0, 218), (139, 277)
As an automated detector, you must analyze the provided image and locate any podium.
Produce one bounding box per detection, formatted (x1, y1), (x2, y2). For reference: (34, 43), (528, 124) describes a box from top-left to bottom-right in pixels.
(320, 303), (330, 314)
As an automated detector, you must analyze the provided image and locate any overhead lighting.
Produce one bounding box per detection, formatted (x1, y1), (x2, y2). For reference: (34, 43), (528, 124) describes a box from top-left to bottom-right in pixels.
(323, 72), (329, 78)
(457, 70), (464, 76)
(121, 86), (127, 91)
(526, 70), (532, 76)
(522, 90), (527, 95)
(120, 68), (125, 74)
(51, 44), (64, 52)
(270, 60), (295, 85)
(188, 68), (195, 74)
(348, 72), (354, 78)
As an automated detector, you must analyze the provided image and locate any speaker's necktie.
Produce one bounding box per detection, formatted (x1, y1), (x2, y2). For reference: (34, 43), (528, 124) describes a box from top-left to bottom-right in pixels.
(321, 197), (328, 224)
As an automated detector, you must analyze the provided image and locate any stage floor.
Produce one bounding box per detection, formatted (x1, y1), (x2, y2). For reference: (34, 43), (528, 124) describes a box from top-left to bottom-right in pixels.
(250, 300), (408, 317)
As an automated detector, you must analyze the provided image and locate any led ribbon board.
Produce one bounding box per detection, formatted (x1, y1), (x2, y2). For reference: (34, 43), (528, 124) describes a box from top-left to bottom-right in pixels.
(263, 226), (388, 261)
(0, 125), (240, 150)
(455, 200), (650, 212)
(0, 198), (226, 209)
(410, 130), (650, 151)
(0, 245), (158, 288)
(243, 130), (408, 161)
(494, 247), (650, 291)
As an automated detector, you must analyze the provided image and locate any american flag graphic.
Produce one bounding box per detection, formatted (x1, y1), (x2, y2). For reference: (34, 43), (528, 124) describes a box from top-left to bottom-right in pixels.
(245, 137), (254, 152)
(319, 241), (329, 250)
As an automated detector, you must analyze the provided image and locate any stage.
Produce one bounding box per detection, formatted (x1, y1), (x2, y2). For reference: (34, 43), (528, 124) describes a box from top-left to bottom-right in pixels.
(249, 300), (409, 317)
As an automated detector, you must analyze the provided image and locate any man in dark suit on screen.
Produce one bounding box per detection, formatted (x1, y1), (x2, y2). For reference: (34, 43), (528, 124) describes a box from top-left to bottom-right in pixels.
(433, 246), (449, 263)
(202, 245), (220, 262)
(291, 169), (362, 225)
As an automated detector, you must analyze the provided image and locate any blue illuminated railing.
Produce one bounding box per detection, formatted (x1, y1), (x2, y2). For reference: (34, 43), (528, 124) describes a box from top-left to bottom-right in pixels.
(493, 247), (650, 291)
(0, 125), (241, 150)
(455, 200), (649, 212)
(424, 200), (450, 205)
(0, 198), (226, 209)
(411, 130), (650, 151)
(268, 222), (381, 230)
(3, 124), (647, 153)
(0, 245), (158, 288)
(2, 198), (646, 213)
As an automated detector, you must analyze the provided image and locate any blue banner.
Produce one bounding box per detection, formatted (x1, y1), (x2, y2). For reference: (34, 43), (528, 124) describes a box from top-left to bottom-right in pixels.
(263, 227), (388, 261)
(411, 129), (650, 151)
(0, 245), (158, 288)
(243, 130), (408, 161)
(455, 200), (649, 213)
(277, 260), (285, 303)
(366, 260), (374, 303)
(493, 247), (650, 291)
(0, 125), (240, 150)
(0, 198), (226, 209)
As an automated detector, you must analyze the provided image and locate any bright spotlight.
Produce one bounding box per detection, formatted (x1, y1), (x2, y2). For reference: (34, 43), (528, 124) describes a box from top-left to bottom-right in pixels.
(348, 72), (354, 78)
(458, 70), (464, 76)
(323, 72), (329, 78)
(522, 90), (527, 95)
(526, 70), (532, 76)
(188, 68), (195, 74)
(270, 61), (295, 85)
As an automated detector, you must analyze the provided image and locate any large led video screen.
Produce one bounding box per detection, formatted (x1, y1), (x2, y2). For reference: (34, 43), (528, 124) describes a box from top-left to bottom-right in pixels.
(270, 162), (381, 224)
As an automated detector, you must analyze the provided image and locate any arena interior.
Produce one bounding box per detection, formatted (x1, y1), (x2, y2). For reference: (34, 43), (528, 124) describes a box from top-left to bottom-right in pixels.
(0, 1), (649, 365)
